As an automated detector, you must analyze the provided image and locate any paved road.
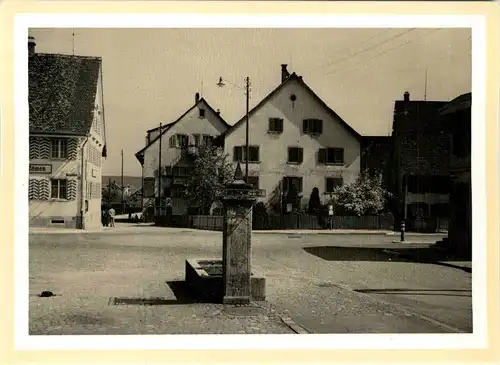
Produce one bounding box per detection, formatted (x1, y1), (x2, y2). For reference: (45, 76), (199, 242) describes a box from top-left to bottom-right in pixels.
(29, 227), (472, 334)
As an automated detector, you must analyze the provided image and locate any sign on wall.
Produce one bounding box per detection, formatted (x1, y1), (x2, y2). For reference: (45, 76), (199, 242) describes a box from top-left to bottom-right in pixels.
(29, 164), (52, 174)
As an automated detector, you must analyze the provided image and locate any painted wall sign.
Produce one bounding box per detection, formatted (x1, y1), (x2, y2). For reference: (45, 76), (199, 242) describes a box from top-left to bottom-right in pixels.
(29, 164), (52, 174)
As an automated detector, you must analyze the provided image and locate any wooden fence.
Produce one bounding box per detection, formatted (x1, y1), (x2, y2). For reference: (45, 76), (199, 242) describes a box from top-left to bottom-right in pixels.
(155, 213), (395, 231)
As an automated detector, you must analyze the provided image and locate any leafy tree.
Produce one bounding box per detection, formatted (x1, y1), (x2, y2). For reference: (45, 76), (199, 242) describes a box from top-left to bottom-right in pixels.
(308, 187), (321, 214)
(102, 181), (121, 203)
(181, 145), (234, 214)
(328, 170), (392, 216)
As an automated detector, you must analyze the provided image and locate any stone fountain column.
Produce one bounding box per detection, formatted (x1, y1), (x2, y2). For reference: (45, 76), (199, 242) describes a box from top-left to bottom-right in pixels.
(220, 164), (258, 305)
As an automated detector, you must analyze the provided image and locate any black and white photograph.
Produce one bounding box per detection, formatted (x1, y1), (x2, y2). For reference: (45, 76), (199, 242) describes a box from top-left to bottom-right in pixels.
(22, 19), (479, 346)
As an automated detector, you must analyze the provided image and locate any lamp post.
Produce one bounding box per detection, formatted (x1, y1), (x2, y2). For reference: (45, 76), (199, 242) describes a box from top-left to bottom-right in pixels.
(217, 76), (250, 181)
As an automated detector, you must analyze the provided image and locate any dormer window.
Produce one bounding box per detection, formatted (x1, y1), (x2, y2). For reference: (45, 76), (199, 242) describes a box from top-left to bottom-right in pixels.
(199, 108), (205, 118)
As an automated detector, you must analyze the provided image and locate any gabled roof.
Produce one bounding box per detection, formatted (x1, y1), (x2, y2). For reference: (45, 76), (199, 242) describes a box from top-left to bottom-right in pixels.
(439, 92), (471, 115)
(222, 72), (362, 140)
(29, 53), (102, 135)
(135, 97), (230, 164)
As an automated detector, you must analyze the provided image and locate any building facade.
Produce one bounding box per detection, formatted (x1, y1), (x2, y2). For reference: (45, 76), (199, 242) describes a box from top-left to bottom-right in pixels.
(135, 94), (229, 217)
(388, 92), (452, 231)
(28, 37), (107, 230)
(440, 92), (472, 257)
(222, 65), (362, 212)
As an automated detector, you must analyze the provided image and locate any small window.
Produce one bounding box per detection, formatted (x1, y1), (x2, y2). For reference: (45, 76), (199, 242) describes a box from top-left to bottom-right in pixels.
(246, 176), (260, 189)
(199, 108), (205, 118)
(283, 176), (303, 193)
(233, 146), (259, 162)
(169, 135), (177, 148)
(177, 134), (189, 148)
(268, 118), (284, 133)
(325, 177), (343, 193)
(51, 179), (67, 199)
(287, 147), (304, 164)
(303, 119), (323, 135)
(51, 139), (68, 159)
(318, 148), (344, 165)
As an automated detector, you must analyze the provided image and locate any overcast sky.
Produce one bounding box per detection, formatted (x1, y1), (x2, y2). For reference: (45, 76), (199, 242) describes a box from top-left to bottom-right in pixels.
(29, 28), (471, 177)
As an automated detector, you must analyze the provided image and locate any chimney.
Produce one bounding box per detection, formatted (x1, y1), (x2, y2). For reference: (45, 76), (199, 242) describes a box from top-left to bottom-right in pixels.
(195, 92), (200, 103)
(281, 64), (290, 83)
(216, 109), (220, 115)
(28, 36), (36, 57)
(404, 91), (410, 102)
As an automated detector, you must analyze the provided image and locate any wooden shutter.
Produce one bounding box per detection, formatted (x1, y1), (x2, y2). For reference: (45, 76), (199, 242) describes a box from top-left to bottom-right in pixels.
(298, 148), (304, 163)
(317, 120), (323, 134)
(336, 148), (344, 163)
(318, 148), (327, 164)
(303, 120), (309, 133)
(297, 178), (303, 193)
(233, 146), (240, 162)
(169, 135), (176, 148)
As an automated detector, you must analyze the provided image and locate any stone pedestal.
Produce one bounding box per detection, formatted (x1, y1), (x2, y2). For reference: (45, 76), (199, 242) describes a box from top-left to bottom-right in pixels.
(221, 190), (255, 304)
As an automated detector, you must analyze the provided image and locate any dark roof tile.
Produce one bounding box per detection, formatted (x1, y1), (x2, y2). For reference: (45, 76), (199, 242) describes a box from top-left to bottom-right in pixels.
(29, 53), (101, 135)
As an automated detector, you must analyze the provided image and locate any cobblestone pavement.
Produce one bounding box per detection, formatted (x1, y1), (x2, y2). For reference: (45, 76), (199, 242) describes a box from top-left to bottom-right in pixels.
(29, 227), (472, 334)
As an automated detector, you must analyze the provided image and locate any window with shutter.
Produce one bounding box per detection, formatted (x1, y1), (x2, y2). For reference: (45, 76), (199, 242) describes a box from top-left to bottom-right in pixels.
(169, 135), (177, 148)
(248, 146), (260, 162)
(268, 118), (284, 133)
(318, 148), (327, 164)
(177, 134), (189, 148)
(233, 146), (243, 162)
(303, 119), (323, 135)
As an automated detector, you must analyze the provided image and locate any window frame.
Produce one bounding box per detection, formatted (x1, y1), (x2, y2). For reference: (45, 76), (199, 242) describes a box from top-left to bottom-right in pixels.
(268, 118), (284, 133)
(283, 176), (303, 193)
(233, 145), (260, 163)
(50, 178), (68, 199)
(287, 147), (304, 164)
(303, 119), (323, 135)
(325, 177), (343, 193)
(176, 134), (189, 148)
(318, 147), (345, 165)
(51, 138), (68, 159)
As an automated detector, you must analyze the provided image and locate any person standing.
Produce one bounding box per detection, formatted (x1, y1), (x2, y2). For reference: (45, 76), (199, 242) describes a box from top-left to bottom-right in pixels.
(108, 207), (116, 227)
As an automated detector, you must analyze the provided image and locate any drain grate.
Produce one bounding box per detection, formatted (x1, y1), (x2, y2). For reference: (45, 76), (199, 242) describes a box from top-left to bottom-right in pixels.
(109, 297), (175, 306)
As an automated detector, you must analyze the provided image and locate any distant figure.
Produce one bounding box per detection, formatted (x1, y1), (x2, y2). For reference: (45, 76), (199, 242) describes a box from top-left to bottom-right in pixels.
(108, 207), (116, 227)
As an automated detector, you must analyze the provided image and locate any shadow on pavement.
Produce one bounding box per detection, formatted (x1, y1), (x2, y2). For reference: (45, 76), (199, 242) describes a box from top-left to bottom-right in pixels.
(303, 246), (472, 273)
(355, 288), (472, 297)
(166, 280), (220, 304)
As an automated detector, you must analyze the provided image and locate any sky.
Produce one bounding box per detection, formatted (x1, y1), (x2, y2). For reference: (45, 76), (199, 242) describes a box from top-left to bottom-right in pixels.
(29, 27), (471, 177)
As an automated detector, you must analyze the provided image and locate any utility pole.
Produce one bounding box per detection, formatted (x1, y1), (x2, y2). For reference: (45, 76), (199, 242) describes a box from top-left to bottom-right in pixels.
(245, 77), (250, 181)
(121, 149), (124, 214)
(158, 123), (162, 217)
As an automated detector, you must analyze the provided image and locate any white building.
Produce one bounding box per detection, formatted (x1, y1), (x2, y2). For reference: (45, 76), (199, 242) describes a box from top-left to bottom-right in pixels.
(135, 94), (229, 216)
(28, 36), (107, 229)
(222, 65), (363, 211)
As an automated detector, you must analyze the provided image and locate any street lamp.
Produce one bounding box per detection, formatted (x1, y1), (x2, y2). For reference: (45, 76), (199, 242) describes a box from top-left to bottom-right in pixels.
(217, 76), (250, 181)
